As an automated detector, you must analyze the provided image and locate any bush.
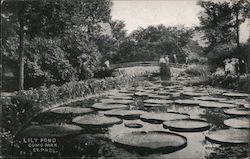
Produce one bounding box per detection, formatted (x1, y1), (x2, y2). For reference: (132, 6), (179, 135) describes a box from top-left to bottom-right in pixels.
(93, 68), (115, 78)
(2, 67), (158, 137)
(184, 64), (210, 77)
(209, 72), (250, 92)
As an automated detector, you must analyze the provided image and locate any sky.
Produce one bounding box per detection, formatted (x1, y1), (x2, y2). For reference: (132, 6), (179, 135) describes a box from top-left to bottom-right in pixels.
(111, 0), (250, 43)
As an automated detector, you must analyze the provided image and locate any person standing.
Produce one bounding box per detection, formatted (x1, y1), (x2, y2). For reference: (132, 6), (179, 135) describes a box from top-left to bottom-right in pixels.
(165, 55), (170, 64)
(159, 56), (171, 80)
(173, 54), (178, 64)
(185, 56), (189, 65)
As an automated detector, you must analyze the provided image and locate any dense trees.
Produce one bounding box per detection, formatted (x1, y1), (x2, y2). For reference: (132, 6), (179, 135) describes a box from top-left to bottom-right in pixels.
(115, 25), (196, 63)
(2, 0), (112, 89)
(198, 0), (250, 67)
(198, 0), (249, 47)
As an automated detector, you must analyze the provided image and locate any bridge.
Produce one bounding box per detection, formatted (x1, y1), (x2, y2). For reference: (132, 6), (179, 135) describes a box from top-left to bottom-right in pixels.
(110, 61), (186, 69)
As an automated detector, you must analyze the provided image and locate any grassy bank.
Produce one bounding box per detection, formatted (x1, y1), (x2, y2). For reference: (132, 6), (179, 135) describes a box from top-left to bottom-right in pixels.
(1, 67), (158, 141)
(181, 64), (249, 92)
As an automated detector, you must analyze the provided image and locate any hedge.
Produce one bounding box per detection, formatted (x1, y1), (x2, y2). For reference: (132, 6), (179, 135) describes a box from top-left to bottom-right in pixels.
(2, 66), (159, 139)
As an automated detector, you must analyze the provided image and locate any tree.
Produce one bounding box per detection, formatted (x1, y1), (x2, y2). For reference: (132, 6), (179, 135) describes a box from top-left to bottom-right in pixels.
(110, 20), (127, 48)
(230, 0), (250, 53)
(198, 0), (250, 49)
(122, 25), (193, 62)
(2, 1), (42, 90)
(198, 0), (235, 47)
(2, 0), (113, 89)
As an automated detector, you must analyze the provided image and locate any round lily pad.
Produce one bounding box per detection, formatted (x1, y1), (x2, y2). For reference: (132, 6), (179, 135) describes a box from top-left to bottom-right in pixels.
(108, 96), (133, 100)
(144, 99), (173, 104)
(104, 109), (146, 119)
(157, 91), (170, 96)
(169, 92), (181, 97)
(100, 99), (134, 105)
(91, 103), (129, 110)
(124, 123), (143, 128)
(182, 92), (209, 97)
(205, 129), (249, 144)
(19, 123), (82, 137)
(163, 119), (210, 132)
(144, 103), (167, 108)
(244, 103), (249, 108)
(194, 97), (226, 102)
(119, 89), (134, 93)
(72, 114), (122, 127)
(50, 107), (94, 115)
(114, 131), (187, 155)
(224, 108), (250, 116)
(174, 99), (200, 105)
(199, 101), (236, 108)
(224, 117), (250, 128)
(147, 94), (170, 99)
(140, 112), (190, 124)
(222, 93), (249, 98)
(134, 92), (151, 97)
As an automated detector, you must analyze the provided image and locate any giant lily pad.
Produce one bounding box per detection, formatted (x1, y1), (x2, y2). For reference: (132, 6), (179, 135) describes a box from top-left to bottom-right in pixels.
(119, 89), (135, 93)
(222, 93), (249, 98)
(100, 99), (134, 105)
(182, 92), (209, 97)
(19, 123), (82, 137)
(199, 101), (236, 108)
(91, 103), (129, 110)
(224, 108), (250, 116)
(147, 94), (170, 99)
(134, 92), (151, 97)
(163, 119), (210, 132)
(157, 91), (170, 96)
(103, 109), (146, 119)
(205, 129), (249, 144)
(174, 99), (200, 105)
(244, 103), (249, 109)
(124, 123), (143, 128)
(50, 107), (93, 115)
(140, 112), (190, 124)
(144, 103), (167, 108)
(114, 131), (187, 155)
(194, 96), (226, 102)
(224, 117), (250, 129)
(108, 96), (133, 100)
(72, 114), (122, 127)
(144, 99), (173, 104)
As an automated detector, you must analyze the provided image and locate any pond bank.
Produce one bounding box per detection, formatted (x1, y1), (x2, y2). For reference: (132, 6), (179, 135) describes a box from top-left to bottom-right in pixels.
(2, 66), (158, 138)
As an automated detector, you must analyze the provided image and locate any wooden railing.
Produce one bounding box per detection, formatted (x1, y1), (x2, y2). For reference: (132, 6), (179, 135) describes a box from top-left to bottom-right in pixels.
(110, 61), (185, 69)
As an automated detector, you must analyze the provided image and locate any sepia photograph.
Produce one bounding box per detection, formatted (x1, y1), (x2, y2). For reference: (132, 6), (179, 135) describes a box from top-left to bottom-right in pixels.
(1, 0), (250, 158)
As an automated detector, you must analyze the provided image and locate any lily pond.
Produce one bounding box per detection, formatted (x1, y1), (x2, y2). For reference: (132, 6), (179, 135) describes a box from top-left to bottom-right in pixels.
(14, 76), (249, 158)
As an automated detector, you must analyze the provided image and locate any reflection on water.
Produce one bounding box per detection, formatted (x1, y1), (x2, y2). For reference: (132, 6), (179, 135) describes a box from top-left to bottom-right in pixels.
(14, 76), (249, 158)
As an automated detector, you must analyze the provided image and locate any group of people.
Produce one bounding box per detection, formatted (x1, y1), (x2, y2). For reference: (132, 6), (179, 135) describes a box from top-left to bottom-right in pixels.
(159, 54), (189, 65)
(224, 58), (247, 76)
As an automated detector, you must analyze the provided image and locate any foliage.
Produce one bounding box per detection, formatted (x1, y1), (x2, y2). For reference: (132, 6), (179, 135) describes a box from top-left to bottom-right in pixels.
(2, 68), (157, 138)
(2, 0), (113, 89)
(24, 37), (77, 88)
(184, 64), (211, 77)
(206, 43), (237, 69)
(115, 25), (194, 63)
(198, 0), (250, 47)
(209, 72), (250, 92)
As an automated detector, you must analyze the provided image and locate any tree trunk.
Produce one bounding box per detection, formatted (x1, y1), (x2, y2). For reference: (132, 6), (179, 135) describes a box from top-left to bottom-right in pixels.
(18, 15), (24, 90)
(236, 11), (240, 52)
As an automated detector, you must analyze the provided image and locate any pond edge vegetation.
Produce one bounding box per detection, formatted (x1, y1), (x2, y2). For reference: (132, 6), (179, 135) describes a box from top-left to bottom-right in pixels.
(2, 69), (156, 142)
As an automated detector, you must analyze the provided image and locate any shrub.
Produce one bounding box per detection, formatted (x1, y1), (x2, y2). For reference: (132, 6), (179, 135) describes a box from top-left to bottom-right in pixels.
(2, 68), (157, 137)
(209, 73), (250, 92)
(93, 68), (115, 78)
(184, 64), (210, 77)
